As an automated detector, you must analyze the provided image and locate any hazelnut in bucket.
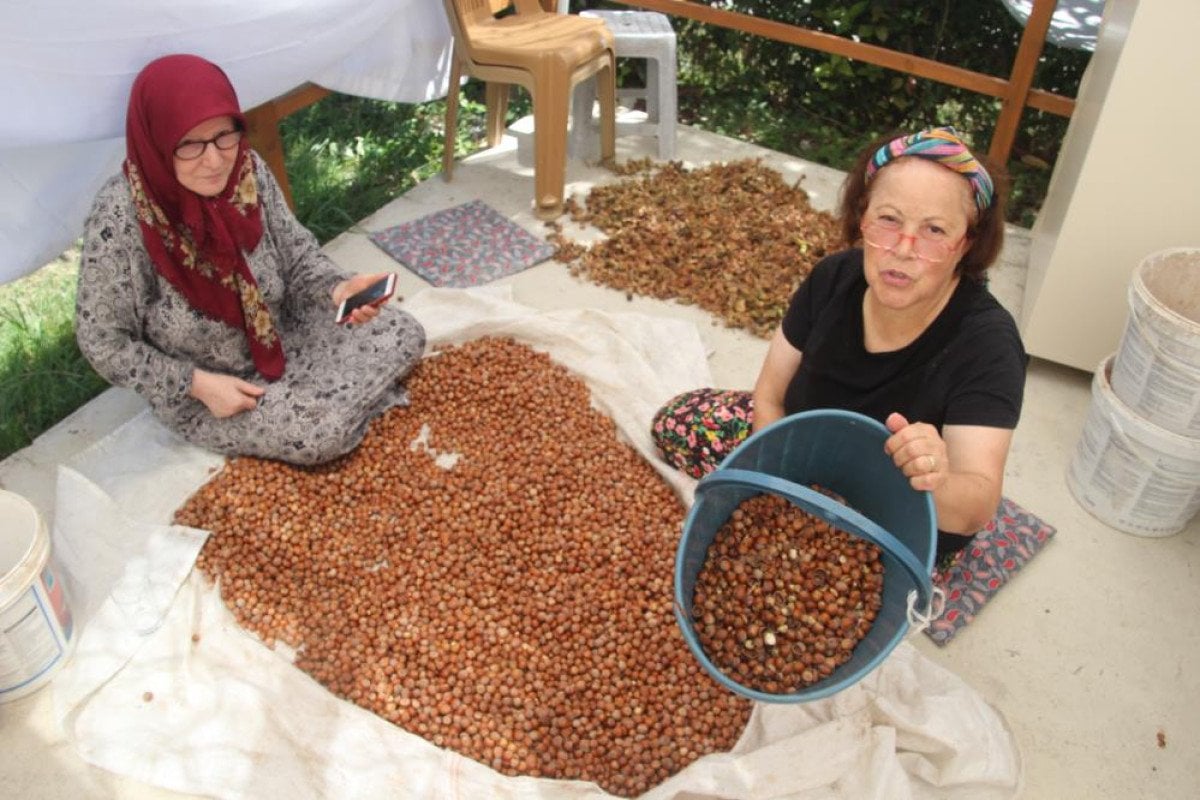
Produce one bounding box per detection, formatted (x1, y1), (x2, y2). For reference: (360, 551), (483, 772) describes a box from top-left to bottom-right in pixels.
(673, 410), (936, 703)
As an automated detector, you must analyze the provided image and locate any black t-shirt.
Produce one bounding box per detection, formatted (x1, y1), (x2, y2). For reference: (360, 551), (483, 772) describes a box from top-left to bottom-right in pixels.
(780, 249), (1027, 431)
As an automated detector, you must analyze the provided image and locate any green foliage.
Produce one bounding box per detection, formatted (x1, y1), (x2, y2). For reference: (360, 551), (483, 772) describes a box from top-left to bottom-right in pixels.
(281, 84), (529, 243)
(282, 94), (458, 242)
(666, 0), (1092, 226)
(0, 253), (108, 459)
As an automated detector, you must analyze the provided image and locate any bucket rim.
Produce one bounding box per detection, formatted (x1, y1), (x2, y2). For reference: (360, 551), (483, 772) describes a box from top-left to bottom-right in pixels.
(1133, 247), (1200, 334)
(732, 409), (890, 458)
(724, 409), (937, 567)
(1094, 355), (1200, 460)
(0, 490), (45, 609)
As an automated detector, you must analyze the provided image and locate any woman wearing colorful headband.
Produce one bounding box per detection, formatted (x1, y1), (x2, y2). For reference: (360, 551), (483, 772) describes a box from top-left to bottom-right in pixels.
(652, 127), (1026, 561)
(76, 54), (426, 465)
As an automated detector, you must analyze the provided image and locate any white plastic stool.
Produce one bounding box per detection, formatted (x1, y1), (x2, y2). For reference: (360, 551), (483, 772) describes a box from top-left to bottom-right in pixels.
(570, 9), (677, 161)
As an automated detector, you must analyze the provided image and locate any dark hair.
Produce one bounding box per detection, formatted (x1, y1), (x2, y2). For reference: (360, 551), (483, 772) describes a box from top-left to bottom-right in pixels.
(836, 130), (1010, 281)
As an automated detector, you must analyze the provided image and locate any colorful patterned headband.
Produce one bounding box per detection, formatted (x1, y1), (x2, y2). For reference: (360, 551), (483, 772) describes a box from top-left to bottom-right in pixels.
(865, 126), (994, 212)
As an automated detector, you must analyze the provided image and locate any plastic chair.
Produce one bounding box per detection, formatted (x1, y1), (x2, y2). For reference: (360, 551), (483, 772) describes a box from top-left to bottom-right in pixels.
(440, 0), (617, 219)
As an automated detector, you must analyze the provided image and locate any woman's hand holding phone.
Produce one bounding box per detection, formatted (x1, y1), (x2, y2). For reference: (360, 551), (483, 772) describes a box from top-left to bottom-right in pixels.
(334, 273), (397, 325)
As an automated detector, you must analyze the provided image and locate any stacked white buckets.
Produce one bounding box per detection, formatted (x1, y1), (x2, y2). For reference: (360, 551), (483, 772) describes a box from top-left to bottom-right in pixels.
(1067, 247), (1200, 536)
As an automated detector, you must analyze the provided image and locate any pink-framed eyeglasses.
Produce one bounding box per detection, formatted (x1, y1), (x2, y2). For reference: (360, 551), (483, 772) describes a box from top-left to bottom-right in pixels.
(860, 217), (965, 262)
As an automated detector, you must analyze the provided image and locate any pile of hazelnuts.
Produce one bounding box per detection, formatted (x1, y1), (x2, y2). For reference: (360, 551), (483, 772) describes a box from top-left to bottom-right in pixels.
(176, 337), (751, 797)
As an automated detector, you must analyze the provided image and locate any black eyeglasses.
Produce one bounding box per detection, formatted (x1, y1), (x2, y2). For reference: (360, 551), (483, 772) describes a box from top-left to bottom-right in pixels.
(173, 129), (242, 161)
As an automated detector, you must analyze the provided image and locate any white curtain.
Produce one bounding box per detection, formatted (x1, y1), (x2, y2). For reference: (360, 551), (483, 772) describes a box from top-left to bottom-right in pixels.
(0, 0), (454, 284)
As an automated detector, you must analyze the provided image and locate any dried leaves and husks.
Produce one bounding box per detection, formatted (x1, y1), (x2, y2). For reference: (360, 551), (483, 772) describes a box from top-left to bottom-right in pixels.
(547, 159), (842, 338)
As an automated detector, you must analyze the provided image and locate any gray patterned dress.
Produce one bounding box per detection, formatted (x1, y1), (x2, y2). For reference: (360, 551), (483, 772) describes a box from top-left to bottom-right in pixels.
(75, 152), (426, 465)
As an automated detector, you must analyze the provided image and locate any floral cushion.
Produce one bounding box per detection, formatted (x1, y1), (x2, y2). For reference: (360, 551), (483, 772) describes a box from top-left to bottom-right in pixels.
(924, 496), (1055, 646)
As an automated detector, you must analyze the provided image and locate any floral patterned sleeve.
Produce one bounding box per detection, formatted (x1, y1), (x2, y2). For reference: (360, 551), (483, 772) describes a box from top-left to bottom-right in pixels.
(252, 153), (347, 317)
(74, 177), (196, 407)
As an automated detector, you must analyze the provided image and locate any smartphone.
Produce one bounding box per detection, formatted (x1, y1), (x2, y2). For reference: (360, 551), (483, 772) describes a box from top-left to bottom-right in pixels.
(335, 273), (396, 324)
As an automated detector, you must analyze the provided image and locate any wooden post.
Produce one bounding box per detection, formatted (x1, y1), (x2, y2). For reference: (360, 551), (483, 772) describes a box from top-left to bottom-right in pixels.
(989, 0), (1058, 164)
(243, 83), (332, 209)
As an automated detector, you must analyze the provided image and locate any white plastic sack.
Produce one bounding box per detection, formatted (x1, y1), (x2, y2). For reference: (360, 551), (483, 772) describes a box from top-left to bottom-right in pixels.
(50, 288), (1022, 799)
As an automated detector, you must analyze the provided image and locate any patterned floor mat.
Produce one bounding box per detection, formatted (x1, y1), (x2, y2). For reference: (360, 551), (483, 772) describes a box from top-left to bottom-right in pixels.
(369, 200), (555, 288)
(925, 496), (1056, 645)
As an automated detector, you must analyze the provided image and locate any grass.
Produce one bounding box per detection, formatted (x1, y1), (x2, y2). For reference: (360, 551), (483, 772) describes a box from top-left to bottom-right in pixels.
(0, 249), (109, 457)
(282, 88), (519, 242)
(282, 96), (453, 243)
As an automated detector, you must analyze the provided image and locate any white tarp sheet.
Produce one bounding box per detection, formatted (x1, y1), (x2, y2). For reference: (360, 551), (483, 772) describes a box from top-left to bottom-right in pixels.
(0, 0), (453, 284)
(48, 287), (1022, 800)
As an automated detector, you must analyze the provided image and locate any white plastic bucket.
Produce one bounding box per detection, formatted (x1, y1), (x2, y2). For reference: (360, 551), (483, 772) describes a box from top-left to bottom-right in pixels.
(0, 489), (75, 702)
(1068, 355), (1200, 537)
(1110, 247), (1200, 439)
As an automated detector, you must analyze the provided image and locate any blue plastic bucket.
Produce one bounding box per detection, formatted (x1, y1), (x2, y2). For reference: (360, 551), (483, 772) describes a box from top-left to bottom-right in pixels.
(674, 409), (936, 703)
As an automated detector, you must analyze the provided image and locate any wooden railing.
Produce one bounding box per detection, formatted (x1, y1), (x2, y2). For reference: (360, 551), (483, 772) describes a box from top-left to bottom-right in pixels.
(609, 0), (1072, 164)
(245, 0), (1074, 207)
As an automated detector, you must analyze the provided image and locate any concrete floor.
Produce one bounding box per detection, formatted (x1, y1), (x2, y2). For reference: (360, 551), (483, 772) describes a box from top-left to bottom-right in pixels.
(1, 123), (1197, 799)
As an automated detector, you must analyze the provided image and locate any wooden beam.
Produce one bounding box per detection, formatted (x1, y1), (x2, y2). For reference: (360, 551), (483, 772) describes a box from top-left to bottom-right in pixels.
(989, 0), (1057, 162)
(1026, 88), (1075, 118)
(243, 83), (332, 209)
(271, 83), (332, 118)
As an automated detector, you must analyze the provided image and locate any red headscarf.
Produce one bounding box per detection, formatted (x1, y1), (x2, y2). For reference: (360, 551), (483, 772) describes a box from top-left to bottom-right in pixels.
(124, 54), (284, 380)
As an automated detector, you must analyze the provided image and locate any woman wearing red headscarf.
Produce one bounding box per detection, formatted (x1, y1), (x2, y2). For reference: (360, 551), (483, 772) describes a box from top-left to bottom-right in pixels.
(76, 54), (426, 465)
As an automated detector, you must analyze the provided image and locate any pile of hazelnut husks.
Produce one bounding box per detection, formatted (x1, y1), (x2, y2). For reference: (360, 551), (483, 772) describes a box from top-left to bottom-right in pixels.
(546, 158), (843, 338)
(692, 493), (884, 694)
(176, 337), (751, 798)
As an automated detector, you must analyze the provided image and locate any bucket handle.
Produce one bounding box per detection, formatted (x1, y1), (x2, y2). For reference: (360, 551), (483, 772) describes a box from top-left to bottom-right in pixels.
(697, 468), (933, 610)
